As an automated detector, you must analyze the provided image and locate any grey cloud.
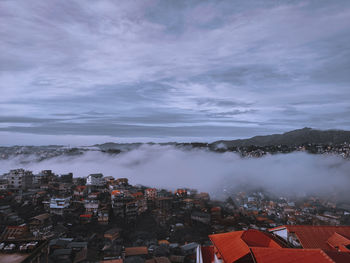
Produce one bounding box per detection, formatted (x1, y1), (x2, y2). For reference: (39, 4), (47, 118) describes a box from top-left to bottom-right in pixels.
(0, 116), (62, 124)
(207, 110), (258, 118)
(0, 121), (275, 140)
(196, 98), (251, 108)
(0, 0), (350, 144)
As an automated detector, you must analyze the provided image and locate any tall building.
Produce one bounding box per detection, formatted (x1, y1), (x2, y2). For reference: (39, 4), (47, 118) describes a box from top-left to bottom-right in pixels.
(6, 169), (33, 190)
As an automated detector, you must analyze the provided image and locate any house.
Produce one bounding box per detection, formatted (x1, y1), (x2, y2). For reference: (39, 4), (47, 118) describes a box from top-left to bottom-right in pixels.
(59, 173), (73, 183)
(269, 225), (350, 251)
(0, 177), (8, 190)
(115, 178), (129, 187)
(104, 228), (121, 241)
(5, 169), (33, 190)
(84, 199), (99, 214)
(98, 208), (110, 225)
(200, 227), (350, 263)
(74, 185), (87, 198)
(175, 189), (187, 198)
(126, 201), (138, 221)
(204, 229), (285, 262)
(86, 173), (105, 186)
(1, 224), (29, 240)
(29, 213), (51, 236)
(104, 176), (115, 184)
(145, 188), (157, 200)
(49, 197), (71, 215)
(156, 197), (173, 211)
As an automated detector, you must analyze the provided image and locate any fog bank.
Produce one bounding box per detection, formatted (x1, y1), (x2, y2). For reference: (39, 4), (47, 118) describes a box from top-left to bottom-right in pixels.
(1, 145), (349, 199)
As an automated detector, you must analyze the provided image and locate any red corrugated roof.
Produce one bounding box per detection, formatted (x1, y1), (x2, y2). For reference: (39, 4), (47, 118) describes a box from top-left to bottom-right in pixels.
(210, 231), (250, 262)
(327, 232), (350, 252)
(241, 229), (282, 248)
(251, 247), (334, 263)
(209, 229), (284, 263)
(324, 250), (350, 263)
(271, 225), (350, 251)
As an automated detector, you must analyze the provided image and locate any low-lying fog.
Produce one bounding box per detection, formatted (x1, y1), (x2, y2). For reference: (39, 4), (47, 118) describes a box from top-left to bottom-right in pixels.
(1, 145), (350, 200)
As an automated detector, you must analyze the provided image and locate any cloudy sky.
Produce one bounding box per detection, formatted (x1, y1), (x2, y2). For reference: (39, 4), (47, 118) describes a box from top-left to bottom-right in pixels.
(1, 0), (350, 145)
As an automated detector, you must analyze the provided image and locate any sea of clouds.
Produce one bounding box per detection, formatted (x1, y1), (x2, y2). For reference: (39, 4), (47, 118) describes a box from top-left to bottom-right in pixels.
(1, 145), (349, 200)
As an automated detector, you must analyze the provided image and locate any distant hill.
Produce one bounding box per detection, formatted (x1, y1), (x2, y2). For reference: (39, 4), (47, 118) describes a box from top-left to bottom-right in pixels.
(212, 128), (350, 147)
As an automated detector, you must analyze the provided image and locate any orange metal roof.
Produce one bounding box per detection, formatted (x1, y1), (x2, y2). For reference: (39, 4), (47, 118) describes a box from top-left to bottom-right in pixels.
(209, 229), (284, 263)
(210, 231), (250, 262)
(327, 232), (350, 252)
(270, 225), (350, 250)
(251, 247), (334, 263)
(241, 230), (283, 248)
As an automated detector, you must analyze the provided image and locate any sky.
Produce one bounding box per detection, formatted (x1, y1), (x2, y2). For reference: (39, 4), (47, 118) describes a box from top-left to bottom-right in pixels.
(1, 0), (350, 145)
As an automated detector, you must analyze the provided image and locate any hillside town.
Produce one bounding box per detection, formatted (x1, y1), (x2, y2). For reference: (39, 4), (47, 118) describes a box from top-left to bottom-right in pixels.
(1, 169), (350, 262)
(1, 141), (350, 164)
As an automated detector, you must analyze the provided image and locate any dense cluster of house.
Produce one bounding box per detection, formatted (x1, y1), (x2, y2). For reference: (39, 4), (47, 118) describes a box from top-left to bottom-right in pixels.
(235, 143), (350, 158)
(0, 169), (213, 263)
(221, 191), (350, 231)
(1, 168), (350, 263)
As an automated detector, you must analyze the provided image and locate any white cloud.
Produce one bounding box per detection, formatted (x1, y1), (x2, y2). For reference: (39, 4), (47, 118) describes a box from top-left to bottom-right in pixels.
(1, 145), (350, 200)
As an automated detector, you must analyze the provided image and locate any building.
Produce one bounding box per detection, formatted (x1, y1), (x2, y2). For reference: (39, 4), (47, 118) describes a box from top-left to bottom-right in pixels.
(1, 224), (29, 240)
(104, 228), (121, 241)
(207, 229), (284, 263)
(49, 197), (71, 215)
(198, 227), (350, 263)
(98, 208), (110, 225)
(29, 213), (52, 238)
(6, 169), (33, 190)
(115, 178), (129, 188)
(145, 188), (157, 200)
(84, 199), (99, 214)
(86, 173), (105, 186)
(156, 197), (173, 211)
(125, 201), (138, 221)
(111, 190), (133, 219)
(0, 177), (8, 190)
(59, 173), (73, 183)
(73, 185), (87, 199)
(269, 225), (350, 251)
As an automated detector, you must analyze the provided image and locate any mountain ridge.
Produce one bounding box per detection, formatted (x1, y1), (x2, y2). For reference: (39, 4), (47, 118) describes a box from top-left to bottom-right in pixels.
(212, 127), (350, 147)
